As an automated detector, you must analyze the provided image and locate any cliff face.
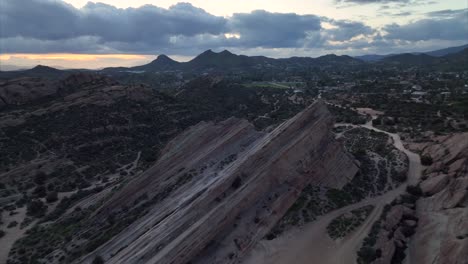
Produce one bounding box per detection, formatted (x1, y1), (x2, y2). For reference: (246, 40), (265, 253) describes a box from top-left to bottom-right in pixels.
(76, 100), (358, 264)
(408, 133), (468, 264)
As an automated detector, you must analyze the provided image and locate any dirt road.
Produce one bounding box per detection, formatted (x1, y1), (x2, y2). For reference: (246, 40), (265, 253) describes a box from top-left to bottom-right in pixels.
(243, 115), (422, 264)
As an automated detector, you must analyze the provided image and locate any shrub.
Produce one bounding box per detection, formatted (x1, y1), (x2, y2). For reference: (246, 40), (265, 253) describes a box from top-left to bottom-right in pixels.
(0, 229), (5, 238)
(7, 221), (18, 228)
(34, 172), (47, 185)
(421, 155), (433, 166)
(33, 185), (47, 198)
(26, 199), (47, 218)
(357, 246), (381, 264)
(46, 191), (58, 203)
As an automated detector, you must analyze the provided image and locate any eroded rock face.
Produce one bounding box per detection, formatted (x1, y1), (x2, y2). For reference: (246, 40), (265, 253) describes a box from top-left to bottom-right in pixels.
(408, 133), (468, 264)
(420, 174), (449, 196)
(75, 100), (358, 264)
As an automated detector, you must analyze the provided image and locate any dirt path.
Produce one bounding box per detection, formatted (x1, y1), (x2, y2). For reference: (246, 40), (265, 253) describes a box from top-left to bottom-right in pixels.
(243, 113), (422, 264)
(0, 207), (35, 264)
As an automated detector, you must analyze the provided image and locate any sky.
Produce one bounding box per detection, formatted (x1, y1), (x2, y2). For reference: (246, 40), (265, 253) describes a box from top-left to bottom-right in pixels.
(0, 0), (467, 70)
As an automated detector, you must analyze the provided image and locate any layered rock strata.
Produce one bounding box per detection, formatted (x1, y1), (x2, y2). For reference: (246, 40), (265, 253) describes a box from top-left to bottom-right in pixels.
(77, 100), (358, 264)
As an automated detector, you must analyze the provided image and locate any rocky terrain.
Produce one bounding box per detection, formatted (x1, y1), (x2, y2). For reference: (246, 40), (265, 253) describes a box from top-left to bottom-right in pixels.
(0, 72), (358, 264)
(0, 47), (466, 264)
(65, 100), (357, 264)
(407, 133), (468, 264)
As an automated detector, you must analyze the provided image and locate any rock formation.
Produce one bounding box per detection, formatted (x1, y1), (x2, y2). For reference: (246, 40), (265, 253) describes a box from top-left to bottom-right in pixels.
(75, 100), (358, 264)
(408, 133), (468, 264)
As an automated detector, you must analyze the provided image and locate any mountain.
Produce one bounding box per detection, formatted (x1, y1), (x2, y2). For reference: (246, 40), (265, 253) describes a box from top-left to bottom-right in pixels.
(74, 100), (358, 264)
(1, 73), (338, 264)
(355, 43), (468, 62)
(132, 54), (180, 71)
(184, 49), (258, 69)
(381, 53), (438, 65)
(434, 47), (468, 70)
(102, 49), (363, 74)
(0, 65), (68, 80)
(354, 54), (391, 62)
(314, 54), (362, 65)
(425, 43), (468, 57)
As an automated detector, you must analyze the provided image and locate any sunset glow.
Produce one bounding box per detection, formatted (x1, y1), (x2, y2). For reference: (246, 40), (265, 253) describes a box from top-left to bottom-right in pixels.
(0, 53), (156, 70)
(0, 53), (150, 61)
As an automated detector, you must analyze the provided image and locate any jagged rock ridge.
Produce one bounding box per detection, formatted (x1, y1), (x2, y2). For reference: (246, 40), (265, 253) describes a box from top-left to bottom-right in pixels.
(76, 100), (358, 264)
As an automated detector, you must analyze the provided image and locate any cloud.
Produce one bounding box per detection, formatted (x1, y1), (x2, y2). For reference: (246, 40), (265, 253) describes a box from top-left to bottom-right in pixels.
(227, 10), (321, 48)
(425, 9), (467, 18)
(336, 0), (436, 6)
(0, 0), (79, 40)
(0, 0), (466, 56)
(324, 20), (375, 41)
(384, 9), (468, 41)
(335, 0), (410, 3)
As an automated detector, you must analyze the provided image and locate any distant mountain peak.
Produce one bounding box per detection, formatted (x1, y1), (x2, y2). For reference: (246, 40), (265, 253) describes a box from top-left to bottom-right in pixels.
(220, 50), (233, 55)
(157, 54), (170, 59)
(200, 49), (215, 55)
(154, 54), (177, 63)
(32, 65), (57, 70)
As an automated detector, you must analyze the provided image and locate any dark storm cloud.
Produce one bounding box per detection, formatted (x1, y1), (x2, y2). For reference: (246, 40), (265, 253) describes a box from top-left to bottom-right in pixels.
(0, 0), (329, 52)
(78, 2), (226, 44)
(384, 9), (468, 41)
(0, 0), (79, 40)
(0, 0), (226, 43)
(0, 0), (464, 55)
(227, 10), (322, 48)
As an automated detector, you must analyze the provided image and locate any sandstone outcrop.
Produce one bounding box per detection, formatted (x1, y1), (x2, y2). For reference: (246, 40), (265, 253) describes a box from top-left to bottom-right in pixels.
(408, 132), (468, 264)
(75, 100), (358, 264)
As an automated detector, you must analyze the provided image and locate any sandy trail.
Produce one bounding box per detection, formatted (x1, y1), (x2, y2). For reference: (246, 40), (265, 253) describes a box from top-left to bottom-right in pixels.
(0, 207), (33, 264)
(243, 112), (422, 264)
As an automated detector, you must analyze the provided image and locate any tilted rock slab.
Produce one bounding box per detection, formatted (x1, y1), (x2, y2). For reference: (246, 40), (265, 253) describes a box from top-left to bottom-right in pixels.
(77, 100), (358, 264)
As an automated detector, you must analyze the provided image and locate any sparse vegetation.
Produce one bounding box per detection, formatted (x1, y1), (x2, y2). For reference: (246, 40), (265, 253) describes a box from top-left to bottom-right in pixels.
(327, 205), (374, 239)
(26, 199), (47, 218)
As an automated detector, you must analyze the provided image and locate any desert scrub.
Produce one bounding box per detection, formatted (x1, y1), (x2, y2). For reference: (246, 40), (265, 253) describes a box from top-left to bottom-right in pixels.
(327, 205), (374, 240)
